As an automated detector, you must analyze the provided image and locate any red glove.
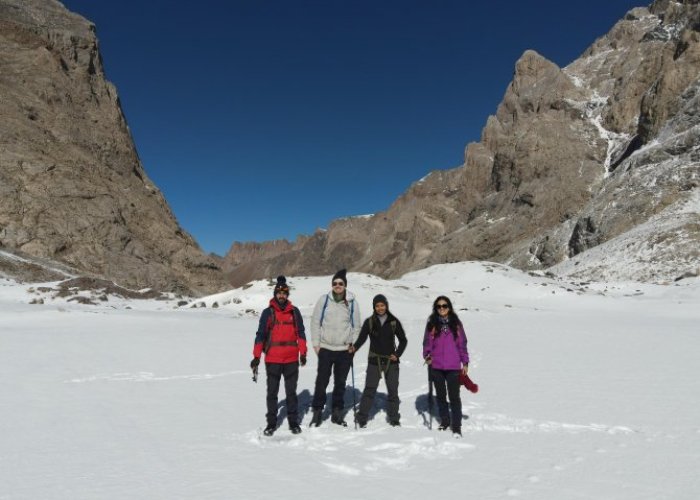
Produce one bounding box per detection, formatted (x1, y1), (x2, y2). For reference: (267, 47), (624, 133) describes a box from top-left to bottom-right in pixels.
(459, 372), (479, 393)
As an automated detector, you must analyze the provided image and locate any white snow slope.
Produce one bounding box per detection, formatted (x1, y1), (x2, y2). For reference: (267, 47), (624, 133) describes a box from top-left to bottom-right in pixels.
(1, 262), (699, 499)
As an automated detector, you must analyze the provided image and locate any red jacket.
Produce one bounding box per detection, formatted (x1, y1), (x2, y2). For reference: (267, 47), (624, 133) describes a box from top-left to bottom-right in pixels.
(253, 298), (307, 364)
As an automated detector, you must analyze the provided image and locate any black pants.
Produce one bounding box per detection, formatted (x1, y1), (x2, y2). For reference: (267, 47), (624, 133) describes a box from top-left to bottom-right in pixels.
(357, 362), (400, 422)
(265, 362), (299, 426)
(312, 348), (352, 411)
(430, 368), (462, 429)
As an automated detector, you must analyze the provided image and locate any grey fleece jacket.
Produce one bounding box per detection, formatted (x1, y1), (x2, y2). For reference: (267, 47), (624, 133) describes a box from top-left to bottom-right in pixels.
(310, 291), (361, 351)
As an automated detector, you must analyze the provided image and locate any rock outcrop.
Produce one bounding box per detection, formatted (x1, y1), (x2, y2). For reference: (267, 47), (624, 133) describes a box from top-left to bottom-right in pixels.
(0, 0), (228, 294)
(224, 0), (700, 285)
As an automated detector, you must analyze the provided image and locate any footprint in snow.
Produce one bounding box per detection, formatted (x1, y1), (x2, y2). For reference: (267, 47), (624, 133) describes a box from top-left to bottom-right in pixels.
(321, 462), (361, 476)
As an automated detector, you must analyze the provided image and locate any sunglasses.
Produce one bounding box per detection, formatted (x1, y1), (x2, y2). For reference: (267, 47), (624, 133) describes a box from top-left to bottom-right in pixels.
(436, 304), (450, 310)
(332, 281), (345, 286)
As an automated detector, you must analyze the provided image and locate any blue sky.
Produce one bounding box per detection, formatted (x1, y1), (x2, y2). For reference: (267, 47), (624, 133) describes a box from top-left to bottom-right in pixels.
(62, 0), (643, 256)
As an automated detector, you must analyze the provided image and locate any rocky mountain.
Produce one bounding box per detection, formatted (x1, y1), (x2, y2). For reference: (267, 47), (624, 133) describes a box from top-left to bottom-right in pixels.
(0, 0), (228, 294)
(223, 0), (700, 285)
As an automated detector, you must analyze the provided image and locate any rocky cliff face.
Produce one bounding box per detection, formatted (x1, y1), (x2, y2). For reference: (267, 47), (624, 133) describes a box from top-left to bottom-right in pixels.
(0, 0), (228, 294)
(524, 0), (700, 281)
(224, 0), (700, 285)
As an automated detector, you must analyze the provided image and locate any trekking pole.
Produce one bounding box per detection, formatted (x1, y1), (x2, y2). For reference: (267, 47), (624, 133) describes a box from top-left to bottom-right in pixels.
(351, 353), (357, 429)
(252, 365), (258, 383)
(427, 364), (434, 430)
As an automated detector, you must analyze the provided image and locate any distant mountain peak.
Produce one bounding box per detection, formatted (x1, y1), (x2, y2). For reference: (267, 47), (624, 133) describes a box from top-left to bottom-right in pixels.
(222, 0), (700, 285)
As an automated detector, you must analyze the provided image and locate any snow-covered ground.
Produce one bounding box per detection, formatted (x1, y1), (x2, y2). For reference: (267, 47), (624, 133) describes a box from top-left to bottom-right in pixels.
(2, 262), (699, 499)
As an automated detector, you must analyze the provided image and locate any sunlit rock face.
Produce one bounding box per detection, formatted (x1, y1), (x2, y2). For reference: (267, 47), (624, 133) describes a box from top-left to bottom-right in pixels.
(0, 0), (228, 294)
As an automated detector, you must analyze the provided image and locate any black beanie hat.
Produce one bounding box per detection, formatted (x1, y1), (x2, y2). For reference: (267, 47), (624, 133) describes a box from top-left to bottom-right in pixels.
(273, 275), (290, 295)
(332, 269), (347, 286)
(373, 294), (388, 309)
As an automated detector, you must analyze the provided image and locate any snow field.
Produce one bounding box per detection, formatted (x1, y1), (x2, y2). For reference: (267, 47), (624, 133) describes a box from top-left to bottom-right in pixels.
(1, 263), (699, 499)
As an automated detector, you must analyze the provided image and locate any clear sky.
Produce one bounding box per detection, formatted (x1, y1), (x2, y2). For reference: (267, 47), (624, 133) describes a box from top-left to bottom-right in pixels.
(61, 0), (644, 256)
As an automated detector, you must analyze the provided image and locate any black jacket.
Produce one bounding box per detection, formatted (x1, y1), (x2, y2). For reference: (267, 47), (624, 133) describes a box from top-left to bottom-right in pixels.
(353, 312), (407, 364)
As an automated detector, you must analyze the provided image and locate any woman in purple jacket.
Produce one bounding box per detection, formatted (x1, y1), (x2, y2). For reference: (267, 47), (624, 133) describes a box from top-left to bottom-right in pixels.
(422, 296), (469, 436)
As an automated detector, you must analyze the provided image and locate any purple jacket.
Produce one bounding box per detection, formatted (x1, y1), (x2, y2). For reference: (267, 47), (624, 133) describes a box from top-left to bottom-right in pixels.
(422, 322), (469, 370)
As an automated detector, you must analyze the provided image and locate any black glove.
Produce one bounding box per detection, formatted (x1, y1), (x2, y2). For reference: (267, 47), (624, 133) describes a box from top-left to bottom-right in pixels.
(300, 354), (307, 367)
(250, 357), (260, 369)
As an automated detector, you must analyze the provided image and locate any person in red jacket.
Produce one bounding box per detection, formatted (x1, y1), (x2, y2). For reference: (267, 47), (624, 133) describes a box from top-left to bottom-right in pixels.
(251, 276), (307, 436)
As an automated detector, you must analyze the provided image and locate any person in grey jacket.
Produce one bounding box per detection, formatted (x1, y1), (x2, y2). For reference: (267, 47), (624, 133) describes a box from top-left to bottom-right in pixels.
(309, 269), (361, 427)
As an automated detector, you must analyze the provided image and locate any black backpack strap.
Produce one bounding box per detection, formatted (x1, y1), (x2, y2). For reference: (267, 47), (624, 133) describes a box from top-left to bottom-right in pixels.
(319, 295), (330, 326)
(263, 306), (275, 353)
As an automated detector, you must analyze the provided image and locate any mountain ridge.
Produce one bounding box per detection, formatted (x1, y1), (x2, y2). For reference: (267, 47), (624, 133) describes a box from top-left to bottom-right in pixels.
(1, 1), (697, 291)
(222, 0), (700, 285)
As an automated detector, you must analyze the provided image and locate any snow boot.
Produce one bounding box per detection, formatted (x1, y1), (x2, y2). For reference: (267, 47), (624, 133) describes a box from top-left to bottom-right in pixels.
(290, 424), (302, 435)
(452, 426), (462, 437)
(331, 408), (348, 427)
(309, 409), (323, 427)
(263, 423), (276, 436)
(355, 416), (367, 428)
(438, 419), (450, 431)
(389, 420), (401, 427)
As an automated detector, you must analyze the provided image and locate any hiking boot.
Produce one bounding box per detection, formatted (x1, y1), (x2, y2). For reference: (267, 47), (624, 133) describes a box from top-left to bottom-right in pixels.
(452, 427), (462, 437)
(355, 416), (367, 428)
(437, 420), (450, 431)
(331, 415), (348, 427)
(290, 424), (302, 435)
(389, 420), (401, 427)
(331, 409), (348, 427)
(309, 409), (323, 427)
(263, 424), (276, 436)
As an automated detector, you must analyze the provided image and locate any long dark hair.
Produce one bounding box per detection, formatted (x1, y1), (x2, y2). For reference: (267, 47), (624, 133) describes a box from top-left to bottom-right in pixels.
(426, 295), (462, 339)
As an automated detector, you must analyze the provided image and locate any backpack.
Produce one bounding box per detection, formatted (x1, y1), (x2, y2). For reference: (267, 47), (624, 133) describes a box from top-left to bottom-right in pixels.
(263, 306), (298, 353)
(369, 315), (397, 337)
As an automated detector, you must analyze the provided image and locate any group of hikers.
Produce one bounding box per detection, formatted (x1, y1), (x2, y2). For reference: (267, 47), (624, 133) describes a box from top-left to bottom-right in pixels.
(250, 269), (472, 437)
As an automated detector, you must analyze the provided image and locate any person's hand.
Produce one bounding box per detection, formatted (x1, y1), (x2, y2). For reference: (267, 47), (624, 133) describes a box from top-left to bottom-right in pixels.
(314, 346), (320, 355)
(300, 354), (307, 367)
(389, 354), (398, 362)
(250, 357), (260, 369)
(424, 355), (432, 365)
(462, 365), (468, 375)
(348, 345), (356, 354)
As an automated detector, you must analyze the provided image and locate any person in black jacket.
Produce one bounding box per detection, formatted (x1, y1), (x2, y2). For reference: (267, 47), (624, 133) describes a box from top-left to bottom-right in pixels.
(350, 294), (407, 427)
